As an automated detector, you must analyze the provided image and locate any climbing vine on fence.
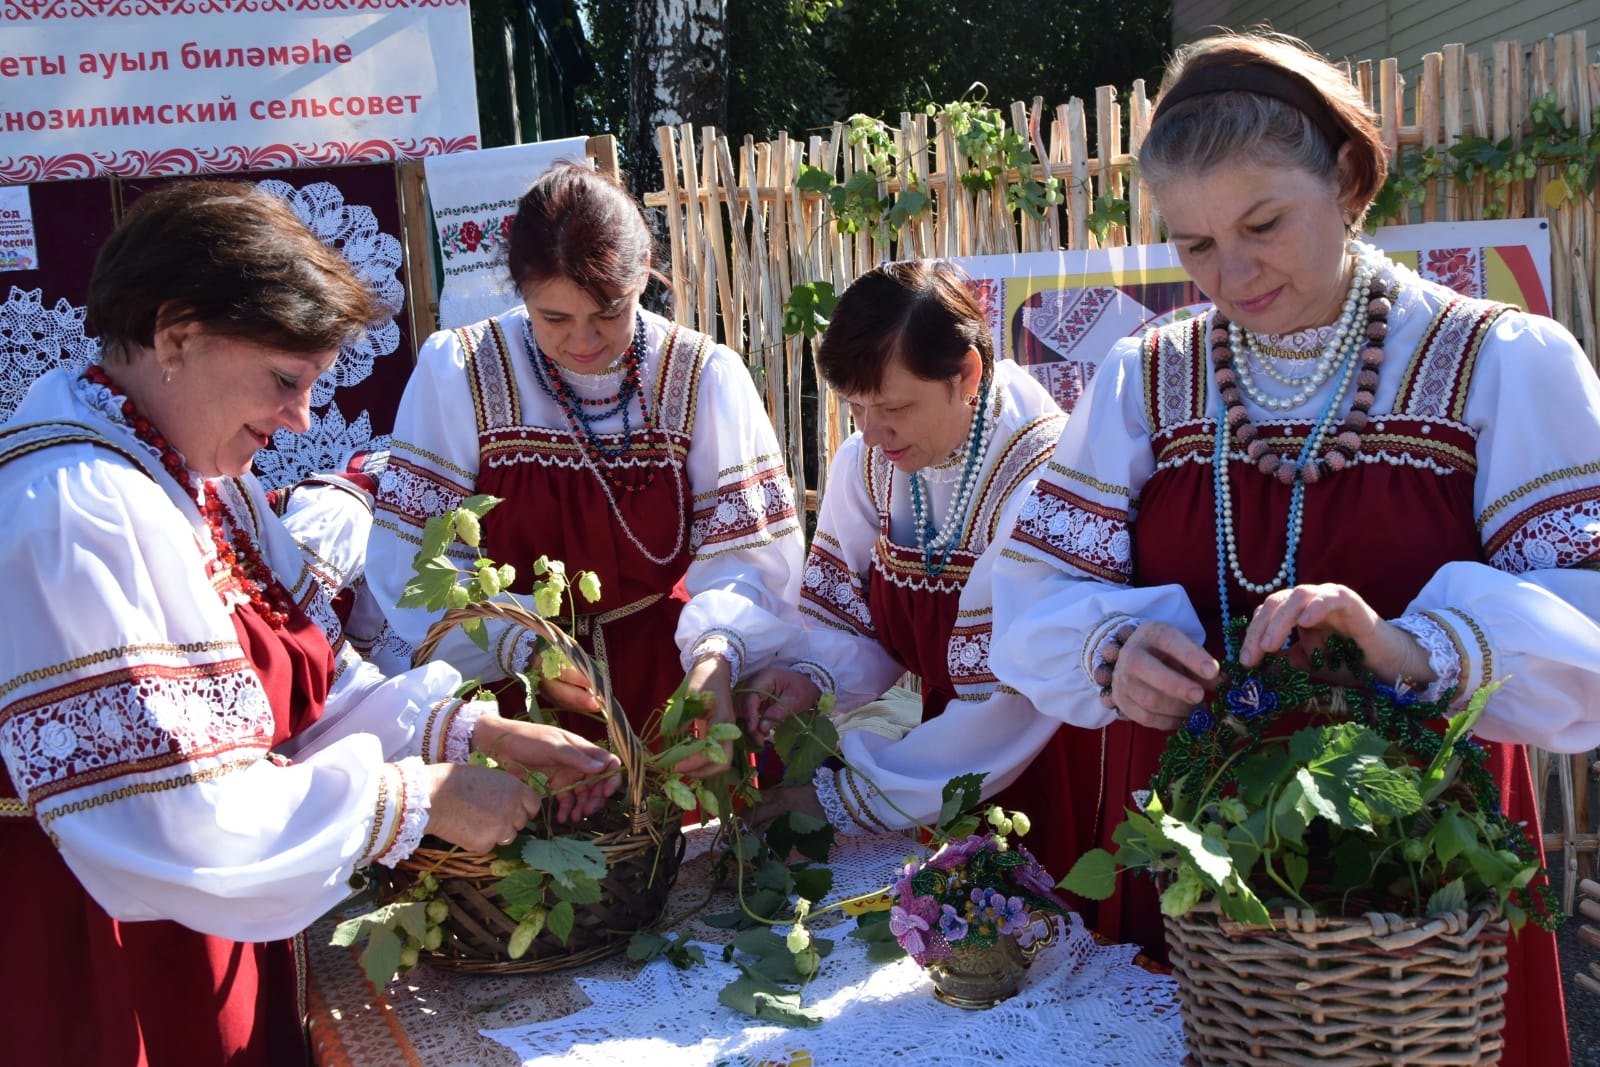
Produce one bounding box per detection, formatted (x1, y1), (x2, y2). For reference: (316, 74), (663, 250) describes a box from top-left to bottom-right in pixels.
(1372, 94), (1600, 224)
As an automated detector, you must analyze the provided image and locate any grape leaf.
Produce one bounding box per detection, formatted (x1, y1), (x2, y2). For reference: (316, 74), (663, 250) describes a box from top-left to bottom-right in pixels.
(546, 900), (575, 943)
(522, 836), (607, 881)
(490, 869), (548, 910)
(549, 871), (603, 905)
(718, 979), (823, 1028)
(357, 925), (404, 990)
(790, 866), (834, 904)
(1058, 848), (1117, 900)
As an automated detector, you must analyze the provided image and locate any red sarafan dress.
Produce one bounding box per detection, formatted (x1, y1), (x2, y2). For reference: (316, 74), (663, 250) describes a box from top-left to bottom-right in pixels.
(995, 264), (1597, 1065)
(2, 370), (488, 1066)
(370, 307), (803, 737)
(794, 360), (1097, 885)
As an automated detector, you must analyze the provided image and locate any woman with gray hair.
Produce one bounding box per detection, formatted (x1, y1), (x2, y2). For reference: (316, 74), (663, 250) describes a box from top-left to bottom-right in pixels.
(992, 30), (1595, 1059)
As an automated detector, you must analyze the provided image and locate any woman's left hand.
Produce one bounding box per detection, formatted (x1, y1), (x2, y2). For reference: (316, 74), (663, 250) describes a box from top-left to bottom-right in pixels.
(748, 783), (827, 830)
(472, 717), (622, 821)
(1239, 583), (1434, 686)
(673, 655), (737, 780)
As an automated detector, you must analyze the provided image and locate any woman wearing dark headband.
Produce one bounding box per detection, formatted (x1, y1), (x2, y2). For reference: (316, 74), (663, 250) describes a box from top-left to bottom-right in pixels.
(992, 30), (1593, 1059)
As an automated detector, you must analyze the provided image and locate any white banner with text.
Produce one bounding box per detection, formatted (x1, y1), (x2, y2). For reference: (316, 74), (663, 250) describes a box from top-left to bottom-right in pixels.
(0, 0), (479, 182)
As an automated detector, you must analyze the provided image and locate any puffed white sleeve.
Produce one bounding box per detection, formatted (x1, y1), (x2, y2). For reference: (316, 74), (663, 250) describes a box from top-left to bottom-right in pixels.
(368, 327), (529, 684)
(990, 338), (1207, 729)
(820, 464), (1063, 833)
(0, 455), (431, 943)
(674, 347), (806, 681)
(787, 434), (908, 711)
(1398, 312), (1600, 752)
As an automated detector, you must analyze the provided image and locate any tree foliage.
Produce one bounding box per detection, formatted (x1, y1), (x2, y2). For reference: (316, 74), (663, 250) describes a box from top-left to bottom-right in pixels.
(579, 0), (1172, 182)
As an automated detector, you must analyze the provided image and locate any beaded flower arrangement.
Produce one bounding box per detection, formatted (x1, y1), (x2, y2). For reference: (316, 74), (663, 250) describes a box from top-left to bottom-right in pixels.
(1063, 619), (1561, 933)
(889, 809), (1072, 967)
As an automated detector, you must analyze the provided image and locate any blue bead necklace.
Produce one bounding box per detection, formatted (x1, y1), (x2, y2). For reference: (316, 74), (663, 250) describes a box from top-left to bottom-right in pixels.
(908, 383), (992, 577)
(526, 314), (650, 462)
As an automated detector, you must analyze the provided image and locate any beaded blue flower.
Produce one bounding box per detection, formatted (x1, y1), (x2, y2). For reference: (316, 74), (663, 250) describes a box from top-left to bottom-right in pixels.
(1185, 707), (1214, 735)
(1224, 678), (1279, 720)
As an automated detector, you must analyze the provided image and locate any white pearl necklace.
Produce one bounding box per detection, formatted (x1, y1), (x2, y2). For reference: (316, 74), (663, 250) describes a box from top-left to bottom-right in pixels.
(1229, 255), (1377, 411)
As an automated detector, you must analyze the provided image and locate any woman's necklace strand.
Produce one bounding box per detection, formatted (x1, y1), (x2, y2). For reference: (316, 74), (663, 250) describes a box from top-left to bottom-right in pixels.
(1209, 243), (1394, 652)
(908, 383), (992, 576)
(83, 364), (292, 627)
(524, 316), (687, 566)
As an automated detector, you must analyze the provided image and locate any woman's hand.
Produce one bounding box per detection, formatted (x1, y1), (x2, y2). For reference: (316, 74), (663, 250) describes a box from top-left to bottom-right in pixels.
(534, 655), (601, 715)
(1108, 621), (1222, 731)
(735, 667), (821, 745)
(1239, 583), (1435, 686)
(673, 655), (736, 780)
(419, 762), (544, 852)
(748, 783), (827, 829)
(472, 717), (622, 821)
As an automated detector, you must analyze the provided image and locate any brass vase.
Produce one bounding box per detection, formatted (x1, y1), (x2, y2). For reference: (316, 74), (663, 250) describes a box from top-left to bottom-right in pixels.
(924, 934), (1032, 1010)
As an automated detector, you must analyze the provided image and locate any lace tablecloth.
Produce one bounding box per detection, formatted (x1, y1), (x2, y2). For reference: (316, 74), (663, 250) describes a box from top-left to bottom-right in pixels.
(307, 828), (1186, 1066)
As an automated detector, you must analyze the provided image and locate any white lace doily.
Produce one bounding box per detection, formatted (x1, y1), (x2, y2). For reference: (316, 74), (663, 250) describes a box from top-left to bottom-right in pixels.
(0, 285), (99, 422)
(252, 179), (402, 488)
(308, 827), (1184, 1067)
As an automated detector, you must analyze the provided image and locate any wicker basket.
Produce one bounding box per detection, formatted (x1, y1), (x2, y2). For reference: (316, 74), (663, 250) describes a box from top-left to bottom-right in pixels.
(1164, 902), (1510, 1066)
(381, 600), (684, 974)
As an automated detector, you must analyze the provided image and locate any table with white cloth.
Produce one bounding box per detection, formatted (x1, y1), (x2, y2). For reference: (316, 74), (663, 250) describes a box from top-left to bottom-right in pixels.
(306, 827), (1186, 1066)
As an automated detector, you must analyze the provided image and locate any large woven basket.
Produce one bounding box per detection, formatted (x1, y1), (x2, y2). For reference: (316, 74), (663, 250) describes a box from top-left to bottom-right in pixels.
(1164, 902), (1509, 1066)
(380, 600), (684, 974)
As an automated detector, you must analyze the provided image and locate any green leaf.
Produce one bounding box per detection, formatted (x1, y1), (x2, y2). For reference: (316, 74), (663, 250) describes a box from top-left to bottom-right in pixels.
(1151, 811), (1236, 889)
(657, 679), (696, 740)
(491, 868), (548, 910)
(549, 871), (603, 905)
(1426, 877), (1469, 915)
(707, 722), (743, 742)
(1159, 867), (1203, 917)
(790, 865), (834, 903)
(357, 925), (404, 989)
(628, 931), (668, 961)
(663, 777), (697, 811)
(1237, 747), (1294, 807)
(755, 859), (795, 894)
(1057, 848), (1117, 900)
(1358, 763), (1423, 819)
(459, 493), (503, 518)
(717, 978), (823, 1028)
(546, 900), (575, 944)
(398, 554), (460, 610)
(774, 712), (838, 785)
(1432, 809), (1477, 863)
(462, 616), (489, 652)
(1423, 678), (1506, 793)
(937, 772), (987, 830)
(1283, 852), (1309, 893)
(521, 836), (608, 881)
(864, 938), (909, 963)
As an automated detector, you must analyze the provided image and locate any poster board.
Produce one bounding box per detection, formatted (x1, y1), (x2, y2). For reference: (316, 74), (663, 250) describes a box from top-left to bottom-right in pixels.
(0, 0), (478, 182)
(946, 219), (1553, 413)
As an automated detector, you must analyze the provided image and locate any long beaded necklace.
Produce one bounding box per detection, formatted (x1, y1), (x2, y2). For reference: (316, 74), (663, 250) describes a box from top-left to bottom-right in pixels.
(907, 382), (992, 576)
(524, 315), (687, 567)
(1209, 243), (1394, 657)
(83, 364), (292, 627)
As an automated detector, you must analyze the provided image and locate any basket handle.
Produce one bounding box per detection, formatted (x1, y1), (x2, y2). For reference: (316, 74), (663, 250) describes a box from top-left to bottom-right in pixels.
(412, 600), (650, 819)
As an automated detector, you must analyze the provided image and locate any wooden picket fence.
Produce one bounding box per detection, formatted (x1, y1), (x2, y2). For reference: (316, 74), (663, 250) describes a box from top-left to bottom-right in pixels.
(644, 30), (1600, 899)
(644, 31), (1598, 502)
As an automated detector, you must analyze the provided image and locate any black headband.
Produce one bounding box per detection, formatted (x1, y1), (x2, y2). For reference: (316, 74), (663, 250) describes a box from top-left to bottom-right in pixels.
(1150, 60), (1348, 150)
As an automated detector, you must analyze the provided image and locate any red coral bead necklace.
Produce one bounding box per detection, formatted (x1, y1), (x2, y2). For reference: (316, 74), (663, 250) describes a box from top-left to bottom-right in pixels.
(84, 364), (292, 628)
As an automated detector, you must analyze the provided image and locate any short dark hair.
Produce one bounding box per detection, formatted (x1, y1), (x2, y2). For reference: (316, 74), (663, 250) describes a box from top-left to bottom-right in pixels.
(88, 180), (378, 361)
(507, 161), (661, 307)
(815, 261), (994, 397)
(1140, 31), (1388, 224)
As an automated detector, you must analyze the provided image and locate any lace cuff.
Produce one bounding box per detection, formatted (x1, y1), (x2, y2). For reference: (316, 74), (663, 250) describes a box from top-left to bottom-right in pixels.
(1082, 614), (1141, 683)
(496, 626), (543, 678)
(814, 766), (867, 836)
(692, 630), (745, 682)
(791, 660), (836, 699)
(1392, 613), (1462, 703)
(378, 756), (433, 868)
(448, 700), (498, 764)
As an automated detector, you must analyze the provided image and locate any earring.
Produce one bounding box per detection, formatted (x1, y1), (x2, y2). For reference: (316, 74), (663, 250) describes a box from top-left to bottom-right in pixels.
(965, 392), (979, 408)
(161, 365), (174, 385)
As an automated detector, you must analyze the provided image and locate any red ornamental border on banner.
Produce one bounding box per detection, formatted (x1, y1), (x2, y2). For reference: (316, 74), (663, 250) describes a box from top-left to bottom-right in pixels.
(0, 0), (466, 19)
(0, 137), (480, 183)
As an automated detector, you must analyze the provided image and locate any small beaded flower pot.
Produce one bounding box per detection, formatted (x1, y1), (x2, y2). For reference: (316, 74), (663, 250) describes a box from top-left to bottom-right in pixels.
(925, 932), (1032, 1009)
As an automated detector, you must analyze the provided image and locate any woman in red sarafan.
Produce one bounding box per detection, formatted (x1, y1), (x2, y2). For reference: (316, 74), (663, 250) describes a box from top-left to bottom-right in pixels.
(991, 30), (1597, 1065)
